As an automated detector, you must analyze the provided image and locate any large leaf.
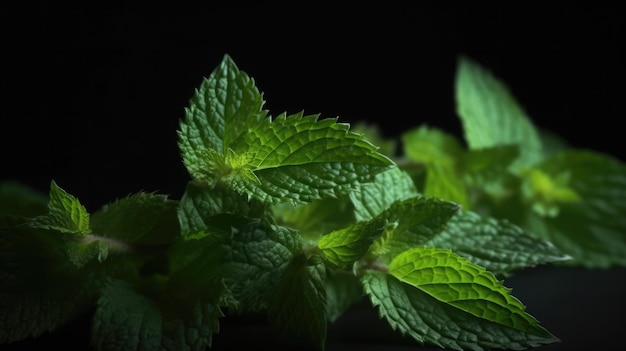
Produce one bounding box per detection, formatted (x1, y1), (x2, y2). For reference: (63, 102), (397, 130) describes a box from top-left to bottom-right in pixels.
(362, 271), (558, 351)
(388, 247), (552, 338)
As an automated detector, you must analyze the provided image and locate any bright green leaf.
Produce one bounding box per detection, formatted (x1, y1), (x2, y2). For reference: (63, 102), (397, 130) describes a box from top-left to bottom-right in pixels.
(317, 215), (387, 269)
(178, 54), (267, 184)
(29, 180), (90, 236)
(362, 271), (558, 351)
(389, 247), (552, 338)
(229, 111), (395, 205)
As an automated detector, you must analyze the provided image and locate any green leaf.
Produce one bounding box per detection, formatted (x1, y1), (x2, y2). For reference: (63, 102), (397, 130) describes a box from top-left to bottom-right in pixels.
(350, 166), (419, 222)
(0, 215), (95, 343)
(267, 257), (327, 350)
(317, 215), (387, 270)
(521, 150), (626, 268)
(91, 279), (222, 351)
(178, 54), (267, 183)
(362, 271), (558, 351)
(0, 181), (48, 218)
(90, 192), (179, 246)
(229, 111), (395, 205)
(371, 197), (460, 260)
(29, 180), (90, 236)
(388, 247), (552, 338)
(426, 210), (571, 276)
(177, 181), (264, 239)
(455, 56), (544, 169)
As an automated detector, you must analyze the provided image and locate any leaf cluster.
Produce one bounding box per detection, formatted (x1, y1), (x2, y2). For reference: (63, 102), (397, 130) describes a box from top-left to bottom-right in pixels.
(2, 54), (624, 351)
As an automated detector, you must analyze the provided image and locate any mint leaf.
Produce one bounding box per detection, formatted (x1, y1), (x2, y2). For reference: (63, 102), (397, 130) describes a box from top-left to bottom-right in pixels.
(362, 271), (558, 351)
(522, 150), (626, 268)
(230, 111), (394, 204)
(388, 247), (552, 338)
(426, 210), (571, 276)
(266, 257), (327, 350)
(464, 145), (520, 205)
(178, 54), (393, 205)
(29, 180), (90, 235)
(26, 181), (109, 267)
(456, 56), (544, 169)
(178, 54), (267, 183)
(90, 192), (179, 246)
(350, 166), (419, 222)
(317, 215), (386, 270)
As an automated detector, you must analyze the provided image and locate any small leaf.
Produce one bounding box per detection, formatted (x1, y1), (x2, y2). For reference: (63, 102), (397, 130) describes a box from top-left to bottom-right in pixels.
(455, 56), (544, 169)
(362, 271), (558, 351)
(29, 180), (90, 236)
(317, 215), (387, 269)
(388, 247), (552, 338)
(426, 210), (571, 276)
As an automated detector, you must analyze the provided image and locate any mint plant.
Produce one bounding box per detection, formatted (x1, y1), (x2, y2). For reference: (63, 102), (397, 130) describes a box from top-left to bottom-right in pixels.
(1, 54), (624, 351)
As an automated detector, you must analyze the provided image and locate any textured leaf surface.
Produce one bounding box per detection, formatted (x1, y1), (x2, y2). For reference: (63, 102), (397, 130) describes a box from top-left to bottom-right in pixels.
(317, 215), (386, 269)
(29, 180), (90, 236)
(91, 279), (221, 351)
(231, 111), (394, 204)
(362, 271), (558, 351)
(456, 56), (543, 169)
(178, 54), (266, 182)
(426, 210), (570, 276)
(389, 247), (551, 338)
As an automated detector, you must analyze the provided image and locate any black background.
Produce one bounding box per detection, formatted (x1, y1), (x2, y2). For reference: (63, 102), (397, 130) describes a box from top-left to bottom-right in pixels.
(3, 3), (625, 351)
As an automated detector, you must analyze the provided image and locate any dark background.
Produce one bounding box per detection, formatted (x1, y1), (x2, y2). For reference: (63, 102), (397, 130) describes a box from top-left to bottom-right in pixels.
(3, 3), (625, 351)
